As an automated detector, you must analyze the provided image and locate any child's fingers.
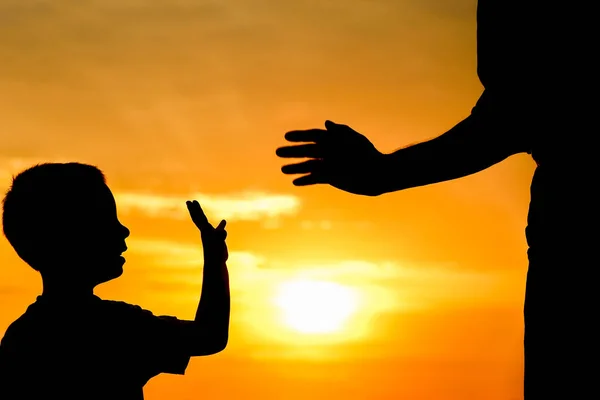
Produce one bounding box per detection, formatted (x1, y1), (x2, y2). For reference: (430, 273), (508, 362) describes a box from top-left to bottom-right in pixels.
(216, 220), (227, 240)
(186, 200), (212, 231)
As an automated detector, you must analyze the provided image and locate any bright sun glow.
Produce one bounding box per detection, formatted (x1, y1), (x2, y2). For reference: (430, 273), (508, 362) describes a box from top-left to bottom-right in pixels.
(274, 279), (360, 334)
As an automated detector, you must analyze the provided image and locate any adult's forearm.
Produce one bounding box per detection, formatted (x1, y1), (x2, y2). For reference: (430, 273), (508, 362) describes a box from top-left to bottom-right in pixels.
(376, 92), (529, 195)
(376, 117), (497, 193)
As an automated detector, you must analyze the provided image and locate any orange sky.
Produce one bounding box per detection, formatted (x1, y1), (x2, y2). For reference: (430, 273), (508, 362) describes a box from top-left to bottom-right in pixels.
(0, 1), (536, 399)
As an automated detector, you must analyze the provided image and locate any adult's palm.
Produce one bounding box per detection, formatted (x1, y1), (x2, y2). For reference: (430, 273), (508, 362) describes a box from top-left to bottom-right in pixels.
(276, 120), (386, 196)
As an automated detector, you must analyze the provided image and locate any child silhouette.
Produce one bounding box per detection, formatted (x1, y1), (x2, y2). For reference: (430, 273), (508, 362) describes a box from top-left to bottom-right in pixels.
(0, 162), (230, 400)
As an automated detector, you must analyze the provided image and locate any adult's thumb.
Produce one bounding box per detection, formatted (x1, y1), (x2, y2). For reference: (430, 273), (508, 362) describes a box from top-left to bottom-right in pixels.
(324, 120), (337, 130)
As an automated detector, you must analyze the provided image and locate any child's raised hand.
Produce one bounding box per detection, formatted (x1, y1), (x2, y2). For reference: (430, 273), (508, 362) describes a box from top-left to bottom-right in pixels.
(186, 200), (228, 263)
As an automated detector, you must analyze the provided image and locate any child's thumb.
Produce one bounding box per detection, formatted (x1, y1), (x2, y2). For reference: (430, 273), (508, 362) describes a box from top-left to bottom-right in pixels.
(216, 219), (227, 230)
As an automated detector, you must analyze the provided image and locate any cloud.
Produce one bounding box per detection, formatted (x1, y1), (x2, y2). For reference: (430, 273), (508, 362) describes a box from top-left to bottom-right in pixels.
(126, 237), (516, 310)
(0, 158), (301, 229)
(0, 156), (86, 188)
(125, 238), (269, 299)
(126, 237), (264, 269)
(114, 191), (301, 222)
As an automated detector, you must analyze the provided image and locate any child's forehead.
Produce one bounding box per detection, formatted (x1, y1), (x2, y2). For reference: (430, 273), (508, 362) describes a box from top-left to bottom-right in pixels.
(68, 184), (117, 210)
(91, 185), (116, 205)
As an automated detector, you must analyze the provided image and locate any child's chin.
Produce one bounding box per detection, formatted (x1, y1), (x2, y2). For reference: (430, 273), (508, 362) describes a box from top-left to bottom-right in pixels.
(97, 267), (123, 284)
(95, 258), (125, 282)
(111, 267), (124, 279)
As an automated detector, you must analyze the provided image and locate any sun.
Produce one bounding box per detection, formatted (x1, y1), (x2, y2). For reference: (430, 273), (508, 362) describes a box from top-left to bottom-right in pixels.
(274, 279), (360, 334)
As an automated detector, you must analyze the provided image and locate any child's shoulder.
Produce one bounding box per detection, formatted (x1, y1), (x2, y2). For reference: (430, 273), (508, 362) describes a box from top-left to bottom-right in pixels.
(96, 298), (151, 317)
(0, 301), (41, 347)
(99, 298), (138, 309)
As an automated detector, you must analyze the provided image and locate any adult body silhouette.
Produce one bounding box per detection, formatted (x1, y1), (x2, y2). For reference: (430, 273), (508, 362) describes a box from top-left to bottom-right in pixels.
(0, 163), (230, 400)
(277, 2), (597, 399)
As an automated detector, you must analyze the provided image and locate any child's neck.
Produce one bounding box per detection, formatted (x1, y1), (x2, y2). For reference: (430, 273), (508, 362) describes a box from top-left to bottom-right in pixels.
(41, 276), (96, 300)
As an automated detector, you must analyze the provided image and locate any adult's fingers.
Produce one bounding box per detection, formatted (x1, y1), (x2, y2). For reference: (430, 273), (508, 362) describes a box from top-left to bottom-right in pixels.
(292, 173), (328, 186)
(324, 120), (338, 130)
(284, 128), (327, 143)
(281, 159), (323, 175)
(276, 143), (324, 159)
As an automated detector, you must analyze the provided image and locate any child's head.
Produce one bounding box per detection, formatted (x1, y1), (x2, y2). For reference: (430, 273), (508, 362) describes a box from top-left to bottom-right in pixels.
(2, 162), (130, 286)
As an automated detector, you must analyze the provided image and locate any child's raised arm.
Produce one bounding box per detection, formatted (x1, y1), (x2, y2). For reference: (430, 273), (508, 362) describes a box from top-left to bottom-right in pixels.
(184, 200), (230, 356)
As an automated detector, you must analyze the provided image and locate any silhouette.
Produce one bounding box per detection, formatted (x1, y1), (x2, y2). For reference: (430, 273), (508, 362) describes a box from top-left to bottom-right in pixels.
(0, 163), (230, 400)
(276, 2), (596, 399)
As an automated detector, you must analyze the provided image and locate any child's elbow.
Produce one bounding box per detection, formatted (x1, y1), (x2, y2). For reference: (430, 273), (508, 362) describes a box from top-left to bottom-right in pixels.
(207, 334), (228, 354)
(193, 333), (227, 356)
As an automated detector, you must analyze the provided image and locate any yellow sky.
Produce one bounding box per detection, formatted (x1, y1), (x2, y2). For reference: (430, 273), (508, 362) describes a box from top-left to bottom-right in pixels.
(1, 1), (536, 399)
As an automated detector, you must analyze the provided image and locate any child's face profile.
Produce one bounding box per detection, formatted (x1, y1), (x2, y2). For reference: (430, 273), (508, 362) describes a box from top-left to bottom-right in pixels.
(53, 183), (130, 285)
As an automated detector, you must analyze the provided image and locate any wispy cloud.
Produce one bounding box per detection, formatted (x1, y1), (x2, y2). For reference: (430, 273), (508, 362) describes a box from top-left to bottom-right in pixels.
(115, 191), (300, 223)
(126, 237), (264, 269)
(0, 156), (301, 224)
(0, 156), (85, 190)
(126, 237), (515, 310)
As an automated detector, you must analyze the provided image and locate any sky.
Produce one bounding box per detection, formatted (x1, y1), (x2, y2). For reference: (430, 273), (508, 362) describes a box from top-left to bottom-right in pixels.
(0, 1), (536, 399)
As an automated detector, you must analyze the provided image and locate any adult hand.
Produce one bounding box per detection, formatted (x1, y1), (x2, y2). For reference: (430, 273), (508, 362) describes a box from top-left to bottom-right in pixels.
(276, 120), (387, 196)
